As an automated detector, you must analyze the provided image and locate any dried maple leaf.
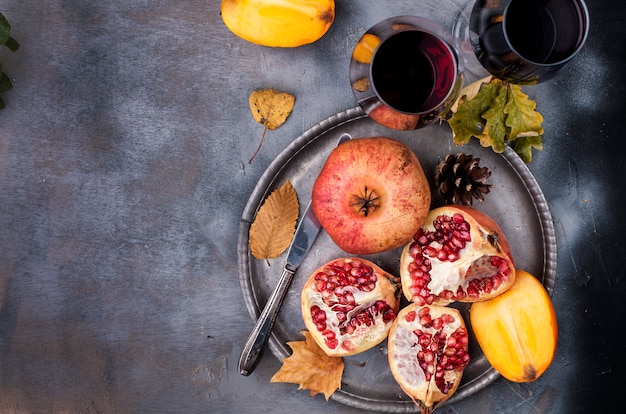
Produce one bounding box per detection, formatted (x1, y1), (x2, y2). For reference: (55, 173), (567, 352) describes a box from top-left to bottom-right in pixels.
(248, 88), (295, 163)
(271, 331), (344, 400)
(249, 180), (299, 260)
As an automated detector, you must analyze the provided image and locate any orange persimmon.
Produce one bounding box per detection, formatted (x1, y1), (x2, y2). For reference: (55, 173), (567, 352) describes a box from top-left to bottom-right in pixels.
(221, 0), (335, 48)
(470, 270), (558, 382)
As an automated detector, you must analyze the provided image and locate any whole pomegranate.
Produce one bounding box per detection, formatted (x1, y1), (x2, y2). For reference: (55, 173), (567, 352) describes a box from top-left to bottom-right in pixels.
(388, 303), (470, 413)
(400, 205), (515, 305)
(301, 257), (400, 356)
(312, 137), (431, 255)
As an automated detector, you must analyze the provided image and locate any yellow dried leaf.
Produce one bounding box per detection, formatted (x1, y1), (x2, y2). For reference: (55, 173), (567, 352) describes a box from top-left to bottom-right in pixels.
(271, 331), (344, 400)
(249, 88), (295, 130)
(249, 180), (299, 259)
(248, 88), (295, 163)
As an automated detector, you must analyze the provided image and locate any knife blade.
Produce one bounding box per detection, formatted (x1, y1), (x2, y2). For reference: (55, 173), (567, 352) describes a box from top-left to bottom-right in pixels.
(238, 133), (351, 376)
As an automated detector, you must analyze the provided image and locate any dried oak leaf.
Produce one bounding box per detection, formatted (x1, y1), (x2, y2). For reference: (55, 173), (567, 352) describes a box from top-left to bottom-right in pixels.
(448, 77), (544, 163)
(505, 86), (544, 143)
(450, 75), (493, 113)
(481, 81), (509, 153)
(249, 180), (299, 260)
(271, 331), (344, 400)
(248, 88), (295, 163)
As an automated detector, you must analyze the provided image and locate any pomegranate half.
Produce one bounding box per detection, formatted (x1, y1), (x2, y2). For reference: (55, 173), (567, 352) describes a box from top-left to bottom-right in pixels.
(388, 303), (470, 413)
(400, 205), (516, 306)
(301, 257), (400, 356)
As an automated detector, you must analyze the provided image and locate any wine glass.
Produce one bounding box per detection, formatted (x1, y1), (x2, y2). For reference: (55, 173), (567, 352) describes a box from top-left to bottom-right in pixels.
(465, 0), (589, 84)
(349, 15), (464, 130)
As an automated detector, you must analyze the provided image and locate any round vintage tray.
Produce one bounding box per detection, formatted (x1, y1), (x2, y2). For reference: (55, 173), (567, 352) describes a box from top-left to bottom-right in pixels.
(237, 107), (557, 412)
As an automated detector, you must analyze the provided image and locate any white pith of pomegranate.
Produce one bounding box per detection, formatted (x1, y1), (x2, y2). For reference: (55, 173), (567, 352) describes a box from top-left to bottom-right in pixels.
(400, 205), (516, 306)
(388, 304), (469, 413)
(301, 257), (400, 357)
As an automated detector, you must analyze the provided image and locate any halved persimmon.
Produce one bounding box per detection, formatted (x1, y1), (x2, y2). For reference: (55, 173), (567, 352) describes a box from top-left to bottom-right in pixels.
(470, 270), (558, 382)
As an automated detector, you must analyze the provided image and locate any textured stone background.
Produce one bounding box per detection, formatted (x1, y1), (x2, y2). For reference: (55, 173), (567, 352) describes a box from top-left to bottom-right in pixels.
(0, 0), (623, 413)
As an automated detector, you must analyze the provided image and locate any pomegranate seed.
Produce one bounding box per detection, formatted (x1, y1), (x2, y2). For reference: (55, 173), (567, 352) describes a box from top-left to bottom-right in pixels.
(325, 337), (338, 349)
(409, 286), (421, 297)
(405, 310), (416, 322)
(412, 272), (426, 286)
(493, 274), (503, 289)
(451, 213), (462, 223)
(432, 317), (443, 330)
(466, 284), (479, 298)
(437, 249), (448, 261)
(424, 246), (437, 257)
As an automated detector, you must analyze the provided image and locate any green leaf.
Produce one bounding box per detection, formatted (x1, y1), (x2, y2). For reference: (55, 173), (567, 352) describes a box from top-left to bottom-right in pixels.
(505, 85), (544, 140)
(480, 83), (509, 153)
(512, 135), (543, 163)
(5, 36), (19, 51)
(447, 77), (545, 163)
(0, 13), (10, 46)
(448, 81), (502, 145)
(0, 72), (12, 93)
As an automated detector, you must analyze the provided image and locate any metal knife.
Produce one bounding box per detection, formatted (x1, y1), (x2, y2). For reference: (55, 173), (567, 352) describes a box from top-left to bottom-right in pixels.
(238, 133), (351, 376)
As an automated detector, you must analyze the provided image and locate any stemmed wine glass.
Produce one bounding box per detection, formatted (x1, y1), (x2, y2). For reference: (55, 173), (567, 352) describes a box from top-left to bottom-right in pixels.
(459, 0), (589, 85)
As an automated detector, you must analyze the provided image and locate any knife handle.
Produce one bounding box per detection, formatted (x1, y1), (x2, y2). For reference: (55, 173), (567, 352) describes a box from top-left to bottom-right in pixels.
(238, 264), (297, 376)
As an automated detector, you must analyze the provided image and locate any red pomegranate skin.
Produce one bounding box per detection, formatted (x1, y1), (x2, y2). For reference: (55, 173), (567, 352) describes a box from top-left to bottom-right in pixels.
(312, 137), (431, 255)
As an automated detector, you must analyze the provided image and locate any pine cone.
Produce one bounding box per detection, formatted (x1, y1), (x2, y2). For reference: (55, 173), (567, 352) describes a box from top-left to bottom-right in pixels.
(434, 153), (492, 205)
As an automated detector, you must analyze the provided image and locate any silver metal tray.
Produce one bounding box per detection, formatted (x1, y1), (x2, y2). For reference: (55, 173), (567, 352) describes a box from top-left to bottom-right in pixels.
(237, 107), (557, 412)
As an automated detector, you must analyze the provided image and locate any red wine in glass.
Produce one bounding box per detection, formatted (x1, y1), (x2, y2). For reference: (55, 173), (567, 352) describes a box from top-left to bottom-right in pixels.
(349, 16), (463, 130)
(470, 0), (589, 84)
(371, 30), (457, 115)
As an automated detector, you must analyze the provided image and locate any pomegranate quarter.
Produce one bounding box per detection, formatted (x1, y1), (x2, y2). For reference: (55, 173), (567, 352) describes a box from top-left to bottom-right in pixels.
(301, 257), (400, 356)
(388, 304), (470, 413)
(470, 270), (558, 382)
(400, 205), (516, 305)
(311, 137), (431, 255)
